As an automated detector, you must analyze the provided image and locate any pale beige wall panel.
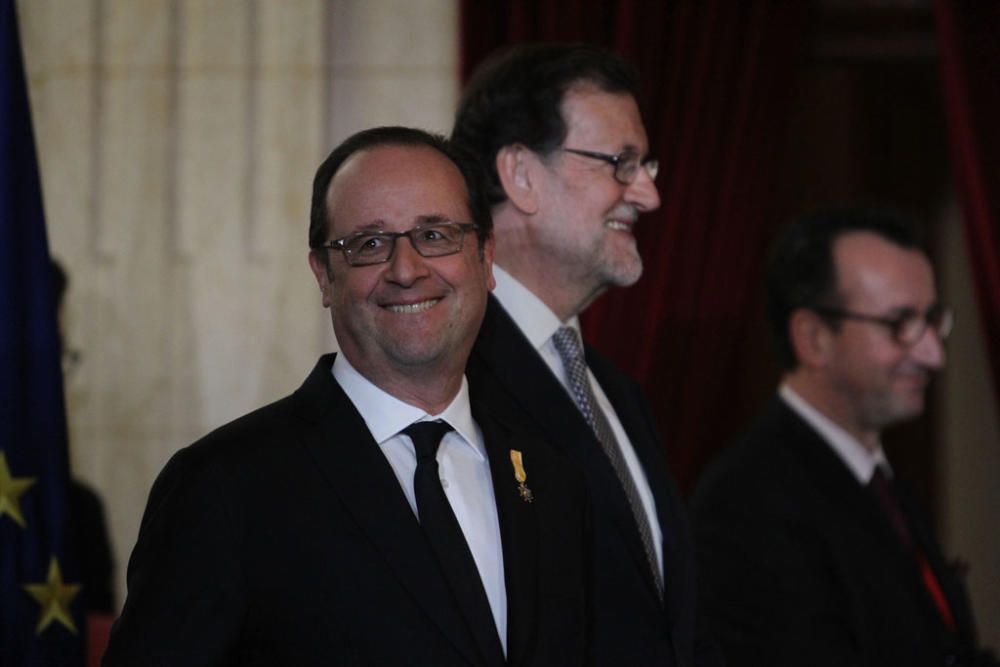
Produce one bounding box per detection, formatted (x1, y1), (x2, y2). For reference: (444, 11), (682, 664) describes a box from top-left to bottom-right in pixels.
(20, 0), (335, 607)
(939, 201), (1000, 650)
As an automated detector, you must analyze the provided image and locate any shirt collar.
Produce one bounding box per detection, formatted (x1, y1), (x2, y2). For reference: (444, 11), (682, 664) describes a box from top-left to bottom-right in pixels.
(779, 382), (891, 484)
(332, 353), (484, 460)
(492, 264), (577, 351)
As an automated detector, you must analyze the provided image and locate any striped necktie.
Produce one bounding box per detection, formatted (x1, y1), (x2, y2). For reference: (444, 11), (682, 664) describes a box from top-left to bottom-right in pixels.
(551, 326), (664, 600)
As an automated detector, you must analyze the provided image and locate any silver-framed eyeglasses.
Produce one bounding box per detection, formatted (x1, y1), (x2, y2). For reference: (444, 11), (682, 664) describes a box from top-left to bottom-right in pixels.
(561, 147), (659, 184)
(813, 303), (954, 346)
(318, 221), (479, 267)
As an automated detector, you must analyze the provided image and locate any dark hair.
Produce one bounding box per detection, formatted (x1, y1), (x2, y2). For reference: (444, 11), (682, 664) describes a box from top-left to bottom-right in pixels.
(308, 126), (493, 251)
(765, 207), (921, 369)
(452, 43), (639, 206)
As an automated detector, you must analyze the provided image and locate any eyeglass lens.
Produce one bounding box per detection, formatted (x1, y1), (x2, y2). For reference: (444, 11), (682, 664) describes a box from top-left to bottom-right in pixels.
(897, 307), (953, 345)
(342, 224), (468, 266)
(617, 157), (658, 183)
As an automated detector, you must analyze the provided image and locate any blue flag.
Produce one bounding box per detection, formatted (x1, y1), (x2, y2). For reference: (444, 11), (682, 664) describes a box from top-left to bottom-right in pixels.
(0, 1), (85, 664)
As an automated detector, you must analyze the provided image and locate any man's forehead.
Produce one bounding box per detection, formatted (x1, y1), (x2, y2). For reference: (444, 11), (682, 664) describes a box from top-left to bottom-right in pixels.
(833, 231), (935, 305)
(328, 143), (458, 190)
(560, 85), (648, 151)
(326, 144), (470, 232)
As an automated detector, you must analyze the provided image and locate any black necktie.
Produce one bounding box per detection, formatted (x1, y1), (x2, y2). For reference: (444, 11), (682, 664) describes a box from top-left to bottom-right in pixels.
(405, 421), (504, 663)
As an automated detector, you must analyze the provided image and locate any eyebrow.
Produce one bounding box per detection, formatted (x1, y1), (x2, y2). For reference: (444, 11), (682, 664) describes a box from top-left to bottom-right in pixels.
(413, 214), (455, 225)
(347, 221), (387, 234)
(619, 143), (648, 157)
(346, 214), (457, 235)
(882, 302), (941, 318)
(886, 306), (919, 319)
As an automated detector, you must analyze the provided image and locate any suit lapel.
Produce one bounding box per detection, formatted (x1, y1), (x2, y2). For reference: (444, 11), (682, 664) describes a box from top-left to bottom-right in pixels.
(473, 396), (539, 667)
(775, 399), (968, 638)
(472, 297), (663, 606)
(894, 478), (975, 641)
(293, 355), (485, 666)
(775, 400), (910, 554)
(586, 347), (675, 607)
(473, 298), (594, 452)
(473, 297), (640, 509)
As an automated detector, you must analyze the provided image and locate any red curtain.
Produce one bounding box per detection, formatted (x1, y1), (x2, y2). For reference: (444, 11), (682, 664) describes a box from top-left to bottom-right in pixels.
(461, 1), (807, 491)
(935, 0), (1000, 417)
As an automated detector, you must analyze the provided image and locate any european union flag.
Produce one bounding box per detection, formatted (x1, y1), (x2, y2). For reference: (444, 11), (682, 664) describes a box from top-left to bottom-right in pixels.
(1, 1), (85, 664)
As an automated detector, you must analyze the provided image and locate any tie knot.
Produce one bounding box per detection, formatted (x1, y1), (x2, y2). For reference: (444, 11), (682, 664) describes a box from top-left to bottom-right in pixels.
(403, 420), (453, 462)
(552, 326), (585, 364)
(869, 465), (892, 493)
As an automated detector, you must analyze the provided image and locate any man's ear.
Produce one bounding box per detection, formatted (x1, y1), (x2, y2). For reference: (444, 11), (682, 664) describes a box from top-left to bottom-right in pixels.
(307, 249), (334, 308)
(789, 308), (834, 369)
(495, 145), (539, 215)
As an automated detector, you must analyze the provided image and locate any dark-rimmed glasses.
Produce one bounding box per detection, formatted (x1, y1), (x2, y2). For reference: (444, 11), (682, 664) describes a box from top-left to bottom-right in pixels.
(561, 147), (659, 184)
(813, 304), (954, 346)
(317, 221), (479, 267)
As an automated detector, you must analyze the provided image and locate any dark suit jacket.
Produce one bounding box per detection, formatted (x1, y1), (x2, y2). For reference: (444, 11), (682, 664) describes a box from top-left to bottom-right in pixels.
(468, 296), (720, 667)
(69, 479), (115, 614)
(691, 397), (996, 667)
(104, 354), (589, 666)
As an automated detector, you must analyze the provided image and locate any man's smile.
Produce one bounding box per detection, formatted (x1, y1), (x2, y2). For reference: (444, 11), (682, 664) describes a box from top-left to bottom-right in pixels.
(382, 297), (443, 314)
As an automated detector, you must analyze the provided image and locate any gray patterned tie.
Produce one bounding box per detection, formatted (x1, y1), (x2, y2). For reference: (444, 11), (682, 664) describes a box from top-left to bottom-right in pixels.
(551, 326), (664, 600)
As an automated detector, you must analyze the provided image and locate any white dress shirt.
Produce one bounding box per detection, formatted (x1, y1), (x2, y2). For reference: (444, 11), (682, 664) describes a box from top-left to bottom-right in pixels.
(332, 354), (507, 653)
(779, 383), (892, 484)
(492, 265), (664, 578)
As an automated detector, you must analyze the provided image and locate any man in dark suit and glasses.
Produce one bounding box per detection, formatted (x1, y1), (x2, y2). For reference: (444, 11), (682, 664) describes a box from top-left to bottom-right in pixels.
(104, 127), (589, 666)
(453, 43), (721, 667)
(692, 208), (998, 666)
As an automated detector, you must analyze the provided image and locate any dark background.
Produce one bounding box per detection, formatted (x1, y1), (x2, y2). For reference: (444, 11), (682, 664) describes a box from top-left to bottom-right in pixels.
(460, 0), (969, 523)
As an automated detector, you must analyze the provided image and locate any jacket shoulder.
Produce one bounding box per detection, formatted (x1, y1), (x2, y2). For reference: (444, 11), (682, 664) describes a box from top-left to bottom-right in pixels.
(692, 399), (819, 513)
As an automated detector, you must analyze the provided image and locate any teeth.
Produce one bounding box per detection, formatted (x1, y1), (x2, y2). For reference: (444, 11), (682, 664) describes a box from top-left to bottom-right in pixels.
(386, 299), (440, 313)
(606, 220), (631, 231)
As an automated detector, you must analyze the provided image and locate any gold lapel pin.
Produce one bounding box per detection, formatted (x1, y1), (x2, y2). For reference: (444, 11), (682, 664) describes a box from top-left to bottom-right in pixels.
(509, 450), (534, 503)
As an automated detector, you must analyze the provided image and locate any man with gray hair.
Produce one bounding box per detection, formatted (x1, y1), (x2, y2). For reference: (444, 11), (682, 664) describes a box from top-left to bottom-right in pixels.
(454, 43), (720, 666)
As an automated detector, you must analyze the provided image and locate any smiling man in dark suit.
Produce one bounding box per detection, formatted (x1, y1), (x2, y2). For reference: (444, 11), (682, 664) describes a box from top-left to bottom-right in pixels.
(103, 127), (589, 666)
(453, 44), (720, 667)
(692, 208), (997, 666)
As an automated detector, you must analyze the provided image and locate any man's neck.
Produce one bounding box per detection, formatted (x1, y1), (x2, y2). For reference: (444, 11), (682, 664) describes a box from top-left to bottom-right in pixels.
(492, 254), (599, 322)
(344, 356), (464, 415)
(333, 353), (474, 448)
(491, 207), (603, 320)
(377, 377), (462, 416)
(784, 371), (881, 452)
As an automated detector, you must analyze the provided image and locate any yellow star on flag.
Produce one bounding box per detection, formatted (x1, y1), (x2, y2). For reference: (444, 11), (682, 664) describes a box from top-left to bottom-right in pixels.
(0, 450), (36, 528)
(22, 557), (81, 636)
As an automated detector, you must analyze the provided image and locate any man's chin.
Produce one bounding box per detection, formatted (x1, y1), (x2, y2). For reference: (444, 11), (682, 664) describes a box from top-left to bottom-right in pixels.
(385, 342), (447, 369)
(605, 257), (643, 288)
(880, 396), (926, 427)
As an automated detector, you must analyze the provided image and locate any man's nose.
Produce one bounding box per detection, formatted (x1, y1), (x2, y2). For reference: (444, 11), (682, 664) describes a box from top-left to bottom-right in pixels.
(383, 236), (430, 286)
(625, 166), (661, 212)
(910, 324), (946, 370)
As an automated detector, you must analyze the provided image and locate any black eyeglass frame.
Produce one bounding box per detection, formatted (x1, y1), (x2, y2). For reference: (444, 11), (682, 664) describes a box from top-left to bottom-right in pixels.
(317, 221), (479, 267)
(560, 147), (659, 184)
(812, 304), (954, 346)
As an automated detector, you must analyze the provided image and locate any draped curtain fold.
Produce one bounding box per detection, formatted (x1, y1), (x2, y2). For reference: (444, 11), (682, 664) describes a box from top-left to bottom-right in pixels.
(461, 0), (806, 491)
(935, 0), (1000, 417)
